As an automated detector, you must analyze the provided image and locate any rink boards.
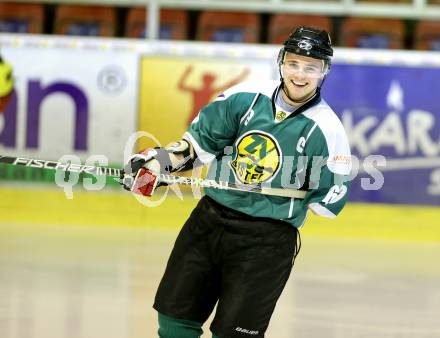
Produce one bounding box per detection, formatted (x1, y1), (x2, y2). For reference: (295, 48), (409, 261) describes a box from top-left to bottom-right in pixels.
(1, 34), (440, 206)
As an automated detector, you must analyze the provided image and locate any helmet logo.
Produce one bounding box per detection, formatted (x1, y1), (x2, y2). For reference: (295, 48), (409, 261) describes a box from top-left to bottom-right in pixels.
(297, 40), (313, 51)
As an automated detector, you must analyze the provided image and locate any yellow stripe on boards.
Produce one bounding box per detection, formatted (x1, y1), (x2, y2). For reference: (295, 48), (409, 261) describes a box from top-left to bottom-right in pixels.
(0, 186), (198, 228)
(0, 187), (439, 242)
(304, 204), (440, 242)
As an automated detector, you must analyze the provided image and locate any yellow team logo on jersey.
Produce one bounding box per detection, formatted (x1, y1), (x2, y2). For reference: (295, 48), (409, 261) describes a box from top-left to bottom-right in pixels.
(230, 131), (281, 184)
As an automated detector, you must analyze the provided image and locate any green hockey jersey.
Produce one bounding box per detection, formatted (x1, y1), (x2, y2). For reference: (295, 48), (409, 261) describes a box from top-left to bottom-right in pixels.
(183, 80), (351, 228)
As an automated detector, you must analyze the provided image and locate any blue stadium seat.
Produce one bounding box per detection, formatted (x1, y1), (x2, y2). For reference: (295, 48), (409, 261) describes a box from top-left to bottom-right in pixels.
(340, 17), (404, 49)
(0, 2), (44, 33)
(197, 11), (260, 43)
(415, 20), (440, 50)
(54, 5), (116, 37)
(125, 8), (188, 40)
(268, 14), (332, 44)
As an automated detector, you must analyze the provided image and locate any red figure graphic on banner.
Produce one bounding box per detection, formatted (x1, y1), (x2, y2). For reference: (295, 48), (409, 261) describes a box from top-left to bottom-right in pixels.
(178, 66), (250, 125)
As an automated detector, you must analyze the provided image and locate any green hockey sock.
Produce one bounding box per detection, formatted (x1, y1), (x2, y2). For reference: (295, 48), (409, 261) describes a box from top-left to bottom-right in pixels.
(158, 312), (203, 338)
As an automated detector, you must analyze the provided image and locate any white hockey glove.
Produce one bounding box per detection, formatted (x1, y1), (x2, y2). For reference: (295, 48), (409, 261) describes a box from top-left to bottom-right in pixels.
(120, 148), (168, 196)
(120, 140), (194, 197)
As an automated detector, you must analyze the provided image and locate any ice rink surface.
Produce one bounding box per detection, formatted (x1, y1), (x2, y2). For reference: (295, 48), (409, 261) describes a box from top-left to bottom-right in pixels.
(0, 189), (439, 338)
(1, 225), (439, 338)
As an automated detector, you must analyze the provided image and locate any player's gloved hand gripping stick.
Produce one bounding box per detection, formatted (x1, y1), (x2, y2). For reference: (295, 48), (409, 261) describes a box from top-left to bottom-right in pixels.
(120, 147), (170, 197)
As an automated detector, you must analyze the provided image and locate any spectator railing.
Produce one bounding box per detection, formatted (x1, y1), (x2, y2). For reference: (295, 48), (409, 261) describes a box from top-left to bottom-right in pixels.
(9, 0), (440, 39)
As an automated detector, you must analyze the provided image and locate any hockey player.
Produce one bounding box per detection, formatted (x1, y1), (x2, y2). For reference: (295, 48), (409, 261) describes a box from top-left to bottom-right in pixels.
(121, 26), (352, 338)
(0, 55), (13, 113)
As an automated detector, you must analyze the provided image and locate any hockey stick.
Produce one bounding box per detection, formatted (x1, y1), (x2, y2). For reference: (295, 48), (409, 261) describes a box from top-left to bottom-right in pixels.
(134, 170), (306, 199)
(0, 155), (121, 177)
(0, 155), (306, 199)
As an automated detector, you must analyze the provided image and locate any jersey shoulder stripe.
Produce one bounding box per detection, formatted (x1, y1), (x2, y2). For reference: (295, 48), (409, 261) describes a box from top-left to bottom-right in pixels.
(303, 100), (352, 175)
(214, 80), (279, 101)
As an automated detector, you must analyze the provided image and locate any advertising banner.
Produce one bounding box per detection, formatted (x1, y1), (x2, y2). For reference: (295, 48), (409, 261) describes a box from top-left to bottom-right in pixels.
(324, 63), (440, 205)
(137, 56), (274, 150)
(0, 36), (139, 164)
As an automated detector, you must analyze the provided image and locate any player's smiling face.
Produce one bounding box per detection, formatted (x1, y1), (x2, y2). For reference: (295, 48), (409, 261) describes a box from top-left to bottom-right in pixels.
(280, 53), (325, 106)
